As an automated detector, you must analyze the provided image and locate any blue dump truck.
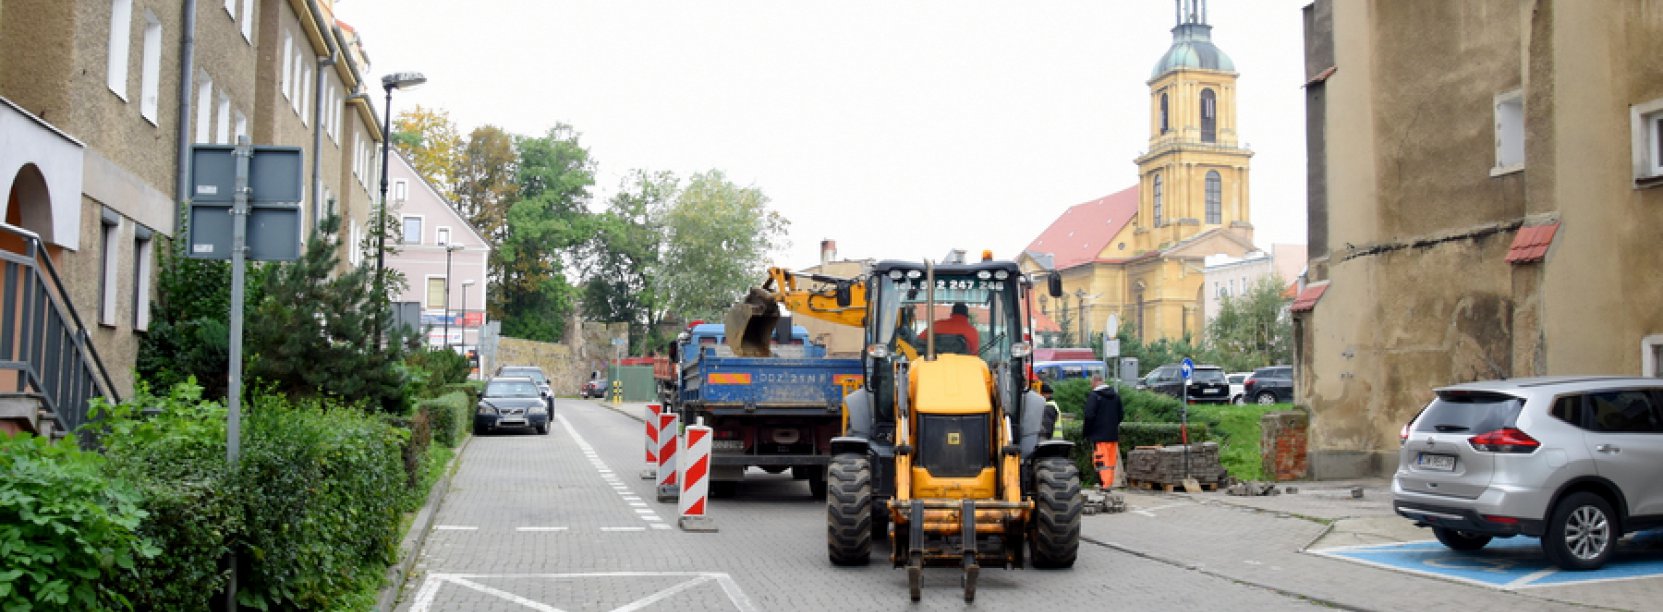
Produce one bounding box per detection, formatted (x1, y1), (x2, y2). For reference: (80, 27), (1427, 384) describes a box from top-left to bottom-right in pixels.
(657, 322), (862, 498)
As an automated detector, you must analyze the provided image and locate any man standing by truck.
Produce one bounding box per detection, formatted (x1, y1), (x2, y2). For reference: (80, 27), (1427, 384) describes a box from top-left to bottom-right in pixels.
(1081, 375), (1124, 489)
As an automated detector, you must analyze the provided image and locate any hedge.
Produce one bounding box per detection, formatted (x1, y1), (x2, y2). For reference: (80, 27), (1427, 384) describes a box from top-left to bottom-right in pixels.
(419, 391), (472, 449)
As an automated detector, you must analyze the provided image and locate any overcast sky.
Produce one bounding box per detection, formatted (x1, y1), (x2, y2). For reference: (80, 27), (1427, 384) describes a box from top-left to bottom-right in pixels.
(334, 0), (1310, 270)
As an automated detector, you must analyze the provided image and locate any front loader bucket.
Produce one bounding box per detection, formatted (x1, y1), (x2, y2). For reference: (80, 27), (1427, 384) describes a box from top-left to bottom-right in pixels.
(724, 288), (780, 357)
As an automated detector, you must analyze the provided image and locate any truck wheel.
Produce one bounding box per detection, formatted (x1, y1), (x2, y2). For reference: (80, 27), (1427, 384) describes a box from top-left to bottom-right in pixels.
(827, 453), (873, 566)
(1030, 457), (1082, 569)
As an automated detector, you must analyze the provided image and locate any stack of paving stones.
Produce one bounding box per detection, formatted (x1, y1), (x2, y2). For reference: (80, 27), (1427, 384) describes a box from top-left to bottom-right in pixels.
(1124, 442), (1229, 489)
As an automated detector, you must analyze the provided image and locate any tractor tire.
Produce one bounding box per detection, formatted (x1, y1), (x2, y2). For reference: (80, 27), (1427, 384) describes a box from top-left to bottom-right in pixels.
(1030, 457), (1082, 569)
(827, 453), (874, 566)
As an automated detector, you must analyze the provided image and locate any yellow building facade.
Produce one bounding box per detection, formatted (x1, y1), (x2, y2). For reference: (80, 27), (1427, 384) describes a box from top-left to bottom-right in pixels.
(1021, 0), (1255, 344)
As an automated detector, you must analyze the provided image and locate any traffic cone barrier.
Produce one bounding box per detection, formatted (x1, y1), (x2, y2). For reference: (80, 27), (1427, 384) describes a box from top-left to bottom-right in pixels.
(641, 404), (661, 480)
(655, 412), (679, 502)
(678, 424), (717, 532)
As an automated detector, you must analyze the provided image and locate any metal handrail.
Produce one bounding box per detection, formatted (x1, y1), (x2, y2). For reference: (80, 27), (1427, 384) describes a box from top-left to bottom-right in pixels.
(0, 222), (121, 436)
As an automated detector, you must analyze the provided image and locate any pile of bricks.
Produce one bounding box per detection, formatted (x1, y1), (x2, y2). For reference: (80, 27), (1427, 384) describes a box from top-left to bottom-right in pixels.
(1124, 442), (1229, 488)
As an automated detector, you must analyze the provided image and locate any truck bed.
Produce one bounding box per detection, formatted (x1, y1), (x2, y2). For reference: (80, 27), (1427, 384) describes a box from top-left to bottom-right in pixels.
(680, 355), (863, 409)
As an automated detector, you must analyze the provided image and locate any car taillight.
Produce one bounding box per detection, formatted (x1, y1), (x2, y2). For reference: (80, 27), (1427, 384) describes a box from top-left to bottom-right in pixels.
(1245, 377), (1257, 391)
(1468, 428), (1539, 453)
(1400, 422), (1411, 444)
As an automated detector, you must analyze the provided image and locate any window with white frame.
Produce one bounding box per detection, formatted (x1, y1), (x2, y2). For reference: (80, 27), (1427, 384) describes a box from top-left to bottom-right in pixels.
(216, 91), (231, 144)
(349, 219), (361, 265)
(132, 229), (152, 330)
(100, 216), (121, 326)
(1494, 90), (1525, 173)
(436, 227), (451, 246)
(139, 11), (161, 123)
(402, 216), (423, 244)
(281, 33), (293, 101)
(195, 72), (213, 142)
(223, 0), (235, 16)
(107, 0), (133, 99)
(1631, 98), (1663, 186)
(1643, 335), (1663, 378)
(300, 65), (312, 126)
(393, 179), (408, 202)
(426, 278), (446, 310)
(240, 0), (254, 42)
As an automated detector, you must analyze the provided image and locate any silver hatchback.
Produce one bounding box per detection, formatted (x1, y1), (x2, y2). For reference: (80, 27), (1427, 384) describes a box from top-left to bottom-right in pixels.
(1392, 376), (1663, 570)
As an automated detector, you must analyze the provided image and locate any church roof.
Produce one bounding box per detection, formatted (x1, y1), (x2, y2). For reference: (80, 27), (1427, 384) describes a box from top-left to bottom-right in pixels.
(1023, 185), (1140, 271)
(1151, 2), (1235, 79)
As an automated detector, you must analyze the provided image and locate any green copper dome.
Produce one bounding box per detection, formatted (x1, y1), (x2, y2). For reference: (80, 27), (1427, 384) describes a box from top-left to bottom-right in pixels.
(1151, 1), (1235, 79)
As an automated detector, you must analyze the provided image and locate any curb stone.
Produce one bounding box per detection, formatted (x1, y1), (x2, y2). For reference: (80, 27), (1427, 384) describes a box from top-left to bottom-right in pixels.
(377, 433), (471, 611)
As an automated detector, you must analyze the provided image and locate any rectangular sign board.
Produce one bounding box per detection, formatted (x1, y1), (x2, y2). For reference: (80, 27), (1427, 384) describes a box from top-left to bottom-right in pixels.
(187, 144), (304, 261)
(188, 204), (301, 261)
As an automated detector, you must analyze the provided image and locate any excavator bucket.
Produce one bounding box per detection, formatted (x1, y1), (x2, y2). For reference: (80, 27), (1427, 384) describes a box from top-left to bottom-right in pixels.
(724, 287), (780, 357)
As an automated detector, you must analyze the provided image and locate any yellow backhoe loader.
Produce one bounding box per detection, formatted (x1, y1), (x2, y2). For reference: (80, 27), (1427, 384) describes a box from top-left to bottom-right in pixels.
(727, 257), (1081, 602)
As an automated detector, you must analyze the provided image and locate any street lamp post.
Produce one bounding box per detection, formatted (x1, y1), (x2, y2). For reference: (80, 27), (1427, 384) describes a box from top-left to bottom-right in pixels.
(443, 243), (462, 349)
(459, 280), (475, 351)
(372, 71), (426, 345)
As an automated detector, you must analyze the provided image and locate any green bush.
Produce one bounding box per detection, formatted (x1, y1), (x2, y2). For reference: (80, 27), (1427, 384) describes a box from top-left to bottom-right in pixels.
(445, 379), (485, 406)
(1119, 422), (1213, 448)
(95, 382), (238, 611)
(0, 433), (158, 611)
(419, 391), (472, 448)
(407, 348), (471, 398)
(384, 410), (434, 494)
(235, 395), (405, 611)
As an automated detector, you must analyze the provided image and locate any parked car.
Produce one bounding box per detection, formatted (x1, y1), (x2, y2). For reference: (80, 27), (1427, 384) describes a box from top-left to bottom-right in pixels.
(1393, 376), (1663, 570)
(475, 376), (551, 435)
(1141, 363), (1232, 403)
(1244, 365), (1293, 405)
(1228, 372), (1253, 405)
(497, 365), (553, 409)
(581, 378), (609, 399)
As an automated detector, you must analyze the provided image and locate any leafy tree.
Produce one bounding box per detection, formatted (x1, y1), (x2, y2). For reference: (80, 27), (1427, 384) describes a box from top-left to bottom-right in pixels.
(579, 170), (678, 352)
(659, 170), (788, 320)
(454, 125), (518, 242)
(246, 215), (418, 413)
(392, 105), (462, 201)
(493, 125), (596, 342)
(1204, 275), (1293, 370)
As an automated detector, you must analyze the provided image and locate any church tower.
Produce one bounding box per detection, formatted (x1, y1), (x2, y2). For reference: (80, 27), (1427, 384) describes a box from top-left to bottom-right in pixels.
(1133, 0), (1254, 253)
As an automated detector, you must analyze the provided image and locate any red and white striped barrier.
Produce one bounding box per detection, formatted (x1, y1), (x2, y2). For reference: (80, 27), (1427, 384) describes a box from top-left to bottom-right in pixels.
(654, 411), (679, 502)
(677, 424), (717, 532)
(641, 404), (661, 480)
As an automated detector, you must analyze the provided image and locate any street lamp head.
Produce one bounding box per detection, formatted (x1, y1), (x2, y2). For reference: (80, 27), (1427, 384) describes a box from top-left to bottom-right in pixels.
(463, 279), (476, 287)
(381, 71), (427, 92)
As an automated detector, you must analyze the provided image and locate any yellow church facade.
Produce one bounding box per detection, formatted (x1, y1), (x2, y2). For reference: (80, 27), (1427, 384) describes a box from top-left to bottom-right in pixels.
(1021, 0), (1256, 344)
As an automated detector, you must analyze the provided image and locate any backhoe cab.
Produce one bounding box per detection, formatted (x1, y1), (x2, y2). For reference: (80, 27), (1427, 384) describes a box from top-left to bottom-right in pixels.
(729, 259), (1080, 602)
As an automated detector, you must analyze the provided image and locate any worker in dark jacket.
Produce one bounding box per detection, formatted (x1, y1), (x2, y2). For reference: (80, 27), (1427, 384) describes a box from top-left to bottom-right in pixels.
(1081, 375), (1124, 489)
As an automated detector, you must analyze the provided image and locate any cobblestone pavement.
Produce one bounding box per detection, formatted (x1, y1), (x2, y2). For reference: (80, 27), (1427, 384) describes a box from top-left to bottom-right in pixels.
(394, 400), (1328, 611)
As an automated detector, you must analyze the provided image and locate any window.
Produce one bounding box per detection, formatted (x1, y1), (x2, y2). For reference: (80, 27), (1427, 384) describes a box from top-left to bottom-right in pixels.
(1152, 173), (1163, 227)
(436, 227), (451, 246)
(1159, 93), (1169, 134)
(100, 215), (120, 326)
(393, 179), (408, 202)
(281, 32), (293, 102)
(138, 12), (161, 123)
(1587, 390), (1662, 433)
(300, 65), (312, 125)
(195, 72), (213, 142)
(239, 0), (254, 42)
(107, 0), (133, 99)
(1205, 170), (1222, 224)
(216, 91), (231, 144)
(1200, 88), (1217, 143)
(234, 111), (247, 144)
(426, 278), (446, 310)
(348, 219), (362, 266)
(402, 216), (422, 244)
(132, 228), (152, 330)
(1494, 90), (1525, 173)
(1631, 98), (1663, 186)
(1643, 334), (1663, 378)
(223, 0), (235, 16)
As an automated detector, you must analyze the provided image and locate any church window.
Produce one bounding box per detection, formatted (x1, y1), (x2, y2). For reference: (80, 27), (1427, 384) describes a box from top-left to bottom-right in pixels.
(1205, 171), (1222, 223)
(1152, 174), (1164, 227)
(1201, 89), (1217, 143)
(1160, 93), (1170, 134)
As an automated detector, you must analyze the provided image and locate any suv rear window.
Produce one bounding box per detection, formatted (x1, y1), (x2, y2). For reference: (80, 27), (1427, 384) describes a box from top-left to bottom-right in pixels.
(1193, 368), (1226, 383)
(1413, 392), (1523, 434)
(1252, 367), (1290, 379)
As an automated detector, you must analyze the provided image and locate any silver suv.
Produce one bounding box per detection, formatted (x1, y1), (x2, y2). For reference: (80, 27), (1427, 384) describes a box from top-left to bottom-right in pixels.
(1393, 376), (1663, 570)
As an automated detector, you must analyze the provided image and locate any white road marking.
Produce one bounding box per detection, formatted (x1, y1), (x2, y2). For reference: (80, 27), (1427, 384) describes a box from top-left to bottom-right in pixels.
(434, 525), (478, 531)
(558, 413), (667, 527)
(409, 572), (756, 612)
(651, 523), (673, 530)
(516, 526), (570, 532)
(601, 527), (646, 532)
(612, 575), (715, 612)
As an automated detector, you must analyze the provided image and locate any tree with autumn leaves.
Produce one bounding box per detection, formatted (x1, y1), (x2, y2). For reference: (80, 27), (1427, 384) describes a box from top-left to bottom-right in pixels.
(392, 111), (789, 349)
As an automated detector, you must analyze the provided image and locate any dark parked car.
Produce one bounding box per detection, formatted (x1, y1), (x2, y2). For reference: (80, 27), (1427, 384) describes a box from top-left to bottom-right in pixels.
(1244, 365), (1293, 405)
(476, 376), (551, 435)
(496, 365), (553, 409)
(1141, 363), (1232, 403)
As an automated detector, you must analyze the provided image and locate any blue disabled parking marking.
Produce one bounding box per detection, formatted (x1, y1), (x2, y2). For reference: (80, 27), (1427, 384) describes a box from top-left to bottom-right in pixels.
(1311, 531), (1663, 590)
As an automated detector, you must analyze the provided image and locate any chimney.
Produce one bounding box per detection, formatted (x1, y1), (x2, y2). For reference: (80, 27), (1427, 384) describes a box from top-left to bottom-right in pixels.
(820, 239), (837, 265)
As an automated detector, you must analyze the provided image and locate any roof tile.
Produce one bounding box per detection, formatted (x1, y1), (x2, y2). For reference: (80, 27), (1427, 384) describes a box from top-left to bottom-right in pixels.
(1289, 282), (1328, 313)
(1506, 222), (1559, 264)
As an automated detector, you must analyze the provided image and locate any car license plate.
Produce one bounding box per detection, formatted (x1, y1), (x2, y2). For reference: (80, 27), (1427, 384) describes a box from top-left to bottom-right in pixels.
(1416, 452), (1456, 471)
(711, 439), (743, 452)
(1203, 388), (1221, 394)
